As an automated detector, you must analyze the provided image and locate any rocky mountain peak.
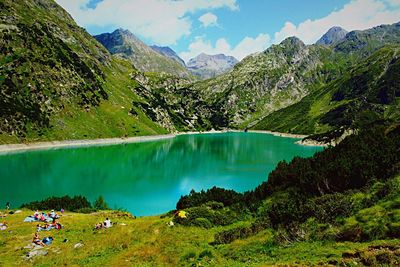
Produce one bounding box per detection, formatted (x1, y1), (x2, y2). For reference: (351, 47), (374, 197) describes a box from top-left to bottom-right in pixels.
(150, 45), (186, 67)
(94, 29), (192, 78)
(316, 26), (348, 45)
(187, 53), (238, 80)
(280, 36), (306, 48)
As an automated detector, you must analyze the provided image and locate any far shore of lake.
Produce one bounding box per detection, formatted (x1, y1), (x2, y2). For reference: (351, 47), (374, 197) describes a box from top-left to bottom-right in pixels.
(0, 129), (326, 154)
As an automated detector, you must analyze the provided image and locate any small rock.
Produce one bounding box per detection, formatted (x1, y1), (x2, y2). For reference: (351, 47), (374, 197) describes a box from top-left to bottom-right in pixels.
(26, 248), (48, 259)
(74, 242), (84, 249)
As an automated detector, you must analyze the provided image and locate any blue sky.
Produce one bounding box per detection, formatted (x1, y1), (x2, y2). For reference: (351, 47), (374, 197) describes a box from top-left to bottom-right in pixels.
(56, 0), (400, 62)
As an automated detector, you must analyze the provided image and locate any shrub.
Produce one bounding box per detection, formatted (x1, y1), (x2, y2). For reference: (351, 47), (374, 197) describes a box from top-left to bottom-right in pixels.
(305, 192), (353, 223)
(213, 220), (269, 244)
(176, 187), (242, 210)
(192, 218), (213, 229)
(263, 190), (307, 227)
(75, 207), (97, 214)
(350, 192), (373, 213)
(21, 195), (91, 212)
(174, 206), (239, 227)
(93, 195), (109, 210)
(214, 226), (251, 244)
(198, 250), (213, 259)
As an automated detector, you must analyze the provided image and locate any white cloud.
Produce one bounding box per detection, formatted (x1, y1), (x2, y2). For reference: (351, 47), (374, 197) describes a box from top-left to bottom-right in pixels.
(56, 0), (238, 45)
(179, 33), (270, 62)
(199, 12), (218, 27)
(274, 0), (400, 44)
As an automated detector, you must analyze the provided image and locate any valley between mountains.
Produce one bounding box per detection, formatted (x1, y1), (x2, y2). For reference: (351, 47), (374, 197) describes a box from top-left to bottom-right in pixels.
(1, 0), (400, 145)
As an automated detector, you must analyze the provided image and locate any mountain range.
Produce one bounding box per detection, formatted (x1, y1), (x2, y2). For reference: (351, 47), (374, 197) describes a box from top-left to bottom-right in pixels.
(1, 0), (399, 145)
(94, 29), (192, 79)
(187, 53), (238, 79)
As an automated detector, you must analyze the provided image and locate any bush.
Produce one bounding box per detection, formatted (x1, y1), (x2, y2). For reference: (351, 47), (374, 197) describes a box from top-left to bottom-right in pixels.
(192, 218), (212, 229)
(214, 225), (253, 244)
(21, 195), (91, 212)
(198, 249), (213, 259)
(174, 206), (239, 227)
(213, 220), (269, 244)
(263, 190), (307, 227)
(350, 192), (373, 212)
(176, 187), (242, 210)
(75, 207), (97, 214)
(93, 196), (109, 210)
(305, 192), (353, 223)
(21, 195), (111, 213)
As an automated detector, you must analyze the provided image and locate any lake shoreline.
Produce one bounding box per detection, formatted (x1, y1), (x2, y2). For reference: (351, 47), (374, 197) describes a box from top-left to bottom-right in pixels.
(0, 129), (323, 154)
(0, 134), (176, 154)
(247, 130), (308, 139)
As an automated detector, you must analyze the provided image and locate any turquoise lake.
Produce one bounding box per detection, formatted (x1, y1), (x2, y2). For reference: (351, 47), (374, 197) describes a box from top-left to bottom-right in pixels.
(0, 132), (323, 216)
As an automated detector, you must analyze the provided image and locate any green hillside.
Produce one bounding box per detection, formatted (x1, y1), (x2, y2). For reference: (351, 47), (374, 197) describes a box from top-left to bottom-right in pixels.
(253, 45), (400, 139)
(0, 0), (170, 144)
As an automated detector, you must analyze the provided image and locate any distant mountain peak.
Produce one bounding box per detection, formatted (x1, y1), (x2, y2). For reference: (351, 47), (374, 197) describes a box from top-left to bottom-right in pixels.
(316, 26), (348, 45)
(187, 53), (238, 80)
(94, 29), (192, 78)
(150, 45), (186, 67)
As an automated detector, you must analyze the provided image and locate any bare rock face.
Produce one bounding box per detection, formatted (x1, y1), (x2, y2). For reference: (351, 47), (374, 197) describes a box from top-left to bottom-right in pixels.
(187, 53), (238, 79)
(316, 26), (348, 46)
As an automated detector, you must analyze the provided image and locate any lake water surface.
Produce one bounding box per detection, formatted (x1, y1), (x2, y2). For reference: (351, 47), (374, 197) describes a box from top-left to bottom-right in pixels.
(0, 132), (323, 216)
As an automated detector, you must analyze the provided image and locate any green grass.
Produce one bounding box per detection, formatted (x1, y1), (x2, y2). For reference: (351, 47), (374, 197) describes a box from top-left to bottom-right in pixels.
(1, 209), (398, 266)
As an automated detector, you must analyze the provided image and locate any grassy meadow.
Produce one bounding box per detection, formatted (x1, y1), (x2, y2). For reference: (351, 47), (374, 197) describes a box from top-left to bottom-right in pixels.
(0, 209), (399, 266)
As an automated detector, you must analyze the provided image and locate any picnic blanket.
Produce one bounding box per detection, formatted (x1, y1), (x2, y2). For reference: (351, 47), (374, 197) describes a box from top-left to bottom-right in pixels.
(24, 216), (52, 223)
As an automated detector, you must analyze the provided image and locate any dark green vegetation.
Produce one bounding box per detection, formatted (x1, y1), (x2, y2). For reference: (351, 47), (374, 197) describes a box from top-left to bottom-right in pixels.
(175, 125), (400, 265)
(21, 195), (110, 213)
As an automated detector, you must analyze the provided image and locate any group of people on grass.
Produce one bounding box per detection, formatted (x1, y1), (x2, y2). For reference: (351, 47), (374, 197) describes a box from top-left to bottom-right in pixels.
(30, 209), (62, 247)
(32, 209), (61, 222)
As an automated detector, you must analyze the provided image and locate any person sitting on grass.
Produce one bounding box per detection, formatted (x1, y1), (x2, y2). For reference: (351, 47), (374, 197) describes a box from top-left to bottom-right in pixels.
(33, 210), (40, 220)
(49, 210), (60, 219)
(36, 223), (50, 231)
(39, 213), (46, 222)
(0, 221), (7, 231)
(52, 219), (62, 230)
(32, 233), (46, 246)
(104, 218), (112, 228)
(94, 222), (103, 230)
